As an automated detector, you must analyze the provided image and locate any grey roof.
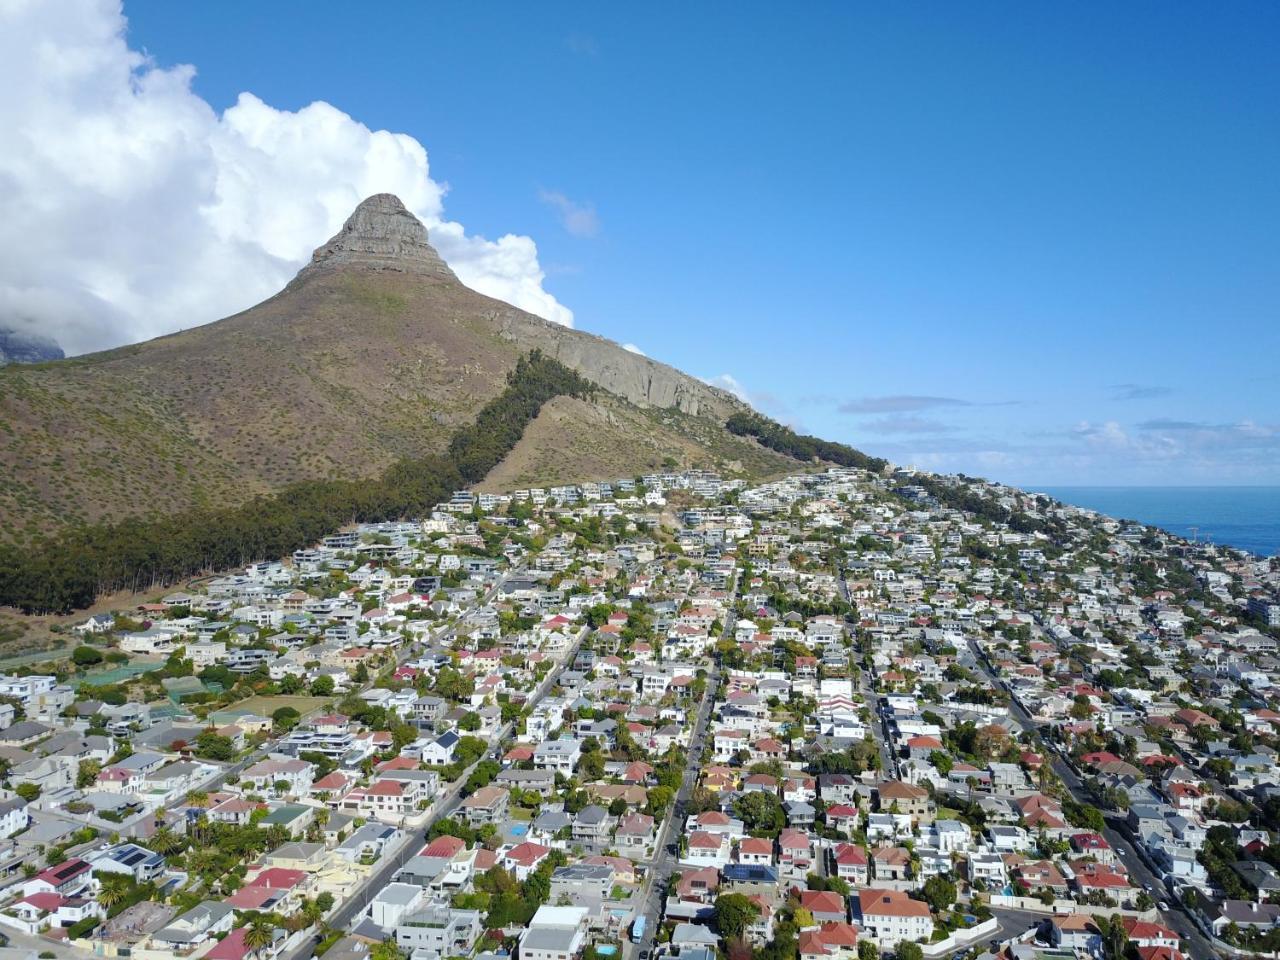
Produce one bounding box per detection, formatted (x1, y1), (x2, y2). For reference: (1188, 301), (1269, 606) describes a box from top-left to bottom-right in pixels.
(375, 882), (424, 906)
(551, 864), (613, 882)
(153, 901), (236, 944)
(575, 804), (608, 825)
(671, 923), (721, 946)
(271, 841), (324, 861)
(534, 810), (572, 831)
(0, 721), (52, 741)
(521, 928), (580, 952)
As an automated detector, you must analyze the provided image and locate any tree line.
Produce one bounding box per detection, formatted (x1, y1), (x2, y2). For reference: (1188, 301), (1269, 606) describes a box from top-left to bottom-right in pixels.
(726, 410), (1059, 536)
(0, 350), (592, 615)
(725, 411), (889, 473)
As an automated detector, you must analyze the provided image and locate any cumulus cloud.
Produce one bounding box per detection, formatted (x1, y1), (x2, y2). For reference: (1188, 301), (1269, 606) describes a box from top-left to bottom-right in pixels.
(0, 0), (573, 355)
(537, 189), (600, 238)
(621, 343), (646, 356)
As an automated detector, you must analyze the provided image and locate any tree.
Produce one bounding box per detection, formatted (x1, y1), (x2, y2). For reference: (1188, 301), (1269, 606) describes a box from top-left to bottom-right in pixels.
(96, 874), (132, 910)
(147, 827), (184, 856)
(14, 782), (40, 802)
(272, 706), (301, 731)
(928, 750), (953, 777)
(713, 893), (761, 940)
(76, 759), (102, 788)
(857, 942), (879, 960)
(194, 731), (236, 762)
(310, 675), (335, 697)
(458, 711), (481, 732)
(646, 785), (675, 817)
(300, 899), (325, 928)
(922, 875), (956, 912)
(72, 645), (104, 667)
(896, 942), (924, 960)
(279, 674), (305, 695)
(793, 907), (815, 928)
(243, 916), (276, 958)
(370, 940), (405, 960)
(734, 791), (785, 838)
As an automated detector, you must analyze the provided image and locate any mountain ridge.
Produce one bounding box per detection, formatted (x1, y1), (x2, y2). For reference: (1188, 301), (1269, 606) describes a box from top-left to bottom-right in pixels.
(0, 195), (798, 544)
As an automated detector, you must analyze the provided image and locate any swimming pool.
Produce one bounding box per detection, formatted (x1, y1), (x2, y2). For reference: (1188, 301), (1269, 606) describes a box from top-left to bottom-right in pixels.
(510, 824), (528, 836)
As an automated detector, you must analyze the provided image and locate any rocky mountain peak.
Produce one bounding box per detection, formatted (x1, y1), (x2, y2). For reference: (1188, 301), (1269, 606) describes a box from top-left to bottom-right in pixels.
(292, 193), (458, 286)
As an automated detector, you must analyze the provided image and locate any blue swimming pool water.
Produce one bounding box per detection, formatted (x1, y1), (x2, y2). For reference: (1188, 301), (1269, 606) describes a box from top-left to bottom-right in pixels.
(510, 824), (528, 836)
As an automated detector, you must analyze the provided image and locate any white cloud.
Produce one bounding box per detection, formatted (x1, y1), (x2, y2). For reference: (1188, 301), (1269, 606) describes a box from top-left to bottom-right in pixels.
(537, 188), (600, 238)
(0, 0), (573, 355)
(621, 343), (646, 355)
(703, 373), (750, 403)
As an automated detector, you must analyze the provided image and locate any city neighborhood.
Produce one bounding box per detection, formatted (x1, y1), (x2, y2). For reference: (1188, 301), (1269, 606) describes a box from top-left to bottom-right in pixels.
(0, 466), (1277, 960)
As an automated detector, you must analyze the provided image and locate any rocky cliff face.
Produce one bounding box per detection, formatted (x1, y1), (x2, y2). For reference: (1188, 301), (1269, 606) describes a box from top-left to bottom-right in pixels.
(289, 193), (739, 418)
(492, 307), (733, 417)
(289, 193), (457, 288)
(0, 327), (64, 365)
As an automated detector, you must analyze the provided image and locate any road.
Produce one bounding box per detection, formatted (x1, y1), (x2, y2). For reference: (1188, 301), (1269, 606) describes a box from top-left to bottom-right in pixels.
(625, 662), (722, 960)
(276, 620), (589, 960)
(858, 667), (898, 777)
(625, 569), (739, 960)
(966, 639), (1219, 960)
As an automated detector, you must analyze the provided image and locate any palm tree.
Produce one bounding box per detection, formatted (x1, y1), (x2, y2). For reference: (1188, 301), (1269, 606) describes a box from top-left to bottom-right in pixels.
(97, 874), (132, 910)
(300, 899), (325, 929)
(186, 846), (222, 879)
(148, 827), (184, 856)
(243, 916), (276, 958)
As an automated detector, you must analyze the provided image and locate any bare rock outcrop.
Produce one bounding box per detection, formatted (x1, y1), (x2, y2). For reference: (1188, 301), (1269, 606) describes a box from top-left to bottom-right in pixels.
(290, 193), (457, 287)
(290, 193), (741, 418)
(492, 307), (737, 418)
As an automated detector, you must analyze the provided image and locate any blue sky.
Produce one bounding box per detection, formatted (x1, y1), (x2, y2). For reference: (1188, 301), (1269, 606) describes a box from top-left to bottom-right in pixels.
(20, 3), (1280, 485)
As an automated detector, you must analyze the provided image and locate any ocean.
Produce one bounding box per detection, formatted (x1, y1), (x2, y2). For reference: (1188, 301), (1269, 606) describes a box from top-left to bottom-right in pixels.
(1034, 486), (1280, 559)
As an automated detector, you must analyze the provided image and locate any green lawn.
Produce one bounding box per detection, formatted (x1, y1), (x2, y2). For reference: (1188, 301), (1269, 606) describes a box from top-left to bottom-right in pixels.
(230, 694), (330, 717)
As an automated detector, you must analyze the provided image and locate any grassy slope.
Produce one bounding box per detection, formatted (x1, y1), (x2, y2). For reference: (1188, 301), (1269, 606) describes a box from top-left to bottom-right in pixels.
(0, 267), (764, 545)
(479, 393), (797, 491)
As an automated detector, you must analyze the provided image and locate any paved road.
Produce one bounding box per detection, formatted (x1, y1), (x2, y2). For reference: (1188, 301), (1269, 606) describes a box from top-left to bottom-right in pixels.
(966, 640), (1219, 960)
(276, 622), (589, 960)
(625, 570), (739, 960)
(858, 668), (899, 777)
(625, 663), (722, 960)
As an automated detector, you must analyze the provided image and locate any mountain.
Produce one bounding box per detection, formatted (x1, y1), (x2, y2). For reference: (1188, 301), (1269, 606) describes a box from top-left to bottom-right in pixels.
(0, 194), (797, 545)
(0, 328), (64, 365)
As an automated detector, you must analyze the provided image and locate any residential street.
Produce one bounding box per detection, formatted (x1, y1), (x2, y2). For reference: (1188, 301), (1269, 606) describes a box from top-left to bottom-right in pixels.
(966, 640), (1219, 960)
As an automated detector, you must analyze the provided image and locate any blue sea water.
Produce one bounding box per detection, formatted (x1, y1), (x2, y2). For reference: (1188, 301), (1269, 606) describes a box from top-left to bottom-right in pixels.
(1034, 486), (1280, 558)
